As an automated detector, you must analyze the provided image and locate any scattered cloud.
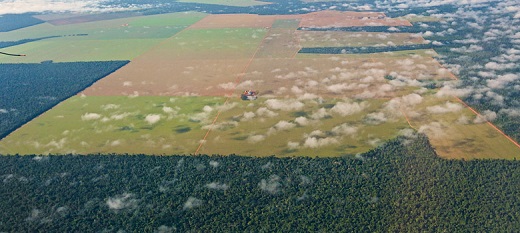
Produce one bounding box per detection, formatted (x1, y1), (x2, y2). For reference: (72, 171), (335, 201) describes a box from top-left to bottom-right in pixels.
(426, 102), (464, 114)
(183, 197), (203, 210)
(81, 113), (102, 121)
(474, 110), (497, 123)
(265, 99), (304, 111)
(259, 175), (282, 194)
(205, 182), (229, 191)
(145, 114), (161, 124)
(106, 193), (138, 210)
(331, 101), (367, 116)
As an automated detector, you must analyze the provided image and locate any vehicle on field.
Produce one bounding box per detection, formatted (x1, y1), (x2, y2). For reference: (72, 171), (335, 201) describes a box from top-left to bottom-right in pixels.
(241, 90), (258, 100)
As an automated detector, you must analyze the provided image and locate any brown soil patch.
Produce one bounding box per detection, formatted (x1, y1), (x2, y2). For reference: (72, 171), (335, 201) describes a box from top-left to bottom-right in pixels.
(82, 59), (250, 96)
(255, 28), (301, 58)
(189, 14), (278, 28)
(299, 10), (412, 28)
(297, 31), (426, 47)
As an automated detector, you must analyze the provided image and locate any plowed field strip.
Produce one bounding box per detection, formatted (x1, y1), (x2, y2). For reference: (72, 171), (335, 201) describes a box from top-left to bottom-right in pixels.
(194, 27), (273, 154)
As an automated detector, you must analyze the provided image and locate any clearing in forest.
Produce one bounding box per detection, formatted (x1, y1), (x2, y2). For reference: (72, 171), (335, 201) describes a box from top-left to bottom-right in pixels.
(1, 11), (519, 159)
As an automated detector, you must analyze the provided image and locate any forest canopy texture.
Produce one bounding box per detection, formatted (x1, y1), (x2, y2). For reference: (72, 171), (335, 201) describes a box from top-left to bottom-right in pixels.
(1, 134), (518, 232)
(0, 61), (129, 139)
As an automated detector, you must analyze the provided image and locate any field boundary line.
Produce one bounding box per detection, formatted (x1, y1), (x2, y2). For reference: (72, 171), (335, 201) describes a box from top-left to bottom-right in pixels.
(400, 109), (416, 130)
(194, 27), (273, 154)
(455, 97), (520, 150)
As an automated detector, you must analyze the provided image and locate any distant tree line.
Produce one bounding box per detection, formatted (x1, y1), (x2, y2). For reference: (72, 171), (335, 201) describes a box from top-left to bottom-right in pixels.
(0, 134), (518, 232)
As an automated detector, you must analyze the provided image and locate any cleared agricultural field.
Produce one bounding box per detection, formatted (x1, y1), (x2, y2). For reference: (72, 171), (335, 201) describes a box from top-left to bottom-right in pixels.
(298, 31), (426, 47)
(0, 96), (222, 155)
(408, 95), (520, 159)
(0, 12), (207, 63)
(0, 39), (163, 62)
(2, 11), (519, 159)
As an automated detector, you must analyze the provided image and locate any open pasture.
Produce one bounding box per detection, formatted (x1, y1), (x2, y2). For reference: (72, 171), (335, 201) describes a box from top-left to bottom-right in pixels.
(0, 96), (224, 155)
(139, 28), (268, 60)
(0, 12), (206, 41)
(0, 39), (163, 63)
(198, 98), (409, 157)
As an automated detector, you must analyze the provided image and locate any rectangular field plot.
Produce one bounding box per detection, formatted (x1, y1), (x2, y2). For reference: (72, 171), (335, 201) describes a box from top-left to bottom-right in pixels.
(82, 59), (251, 96)
(189, 14), (277, 29)
(254, 29), (301, 58)
(196, 98), (410, 157)
(0, 12), (206, 42)
(300, 10), (412, 28)
(297, 31), (426, 48)
(0, 39), (163, 63)
(145, 28), (268, 60)
(0, 96), (226, 155)
(407, 95), (520, 159)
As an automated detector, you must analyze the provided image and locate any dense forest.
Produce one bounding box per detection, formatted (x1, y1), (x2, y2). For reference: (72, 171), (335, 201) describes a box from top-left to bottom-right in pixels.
(0, 61), (128, 139)
(1, 134), (518, 232)
(0, 14), (44, 32)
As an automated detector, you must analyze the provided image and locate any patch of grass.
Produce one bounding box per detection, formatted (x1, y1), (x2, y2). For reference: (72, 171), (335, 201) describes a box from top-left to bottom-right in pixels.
(0, 96), (224, 155)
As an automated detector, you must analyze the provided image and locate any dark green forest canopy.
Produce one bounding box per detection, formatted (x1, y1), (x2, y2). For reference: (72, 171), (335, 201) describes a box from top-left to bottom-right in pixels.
(0, 14), (44, 32)
(1, 134), (518, 232)
(0, 61), (129, 139)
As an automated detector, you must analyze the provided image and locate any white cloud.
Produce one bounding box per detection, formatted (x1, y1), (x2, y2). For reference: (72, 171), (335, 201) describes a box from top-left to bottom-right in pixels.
(205, 182), (229, 191)
(106, 193), (138, 210)
(265, 99), (304, 111)
(303, 136), (339, 148)
(267, 120), (296, 135)
(294, 116), (309, 126)
(310, 108), (329, 120)
(331, 123), (358, 136)
(426, 102), (464, 114)
(209, 160), (219, 168)
(81, 113), (101, 121)
(364, 112), (387, 125)
(247, 134), (266, 143)
(418, 122), (445, 138)
(183, 197), (203, 210)
(331, 101), (367, 116)
(145, 114), (161, 124)
(259, 175), (282, 194)
(487, 73), (519, 89)
(474, 110), (497, 123)
(256, 107), (278, 118)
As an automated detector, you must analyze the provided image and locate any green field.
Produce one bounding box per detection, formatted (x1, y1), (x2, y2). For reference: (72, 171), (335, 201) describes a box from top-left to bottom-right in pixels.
(0, 12), (206, 41)
(410, 96), (520, 159)
(0, 96), (410, 156)
(0, 39), (163, 62)
(154, 28), (268, 59)
(0, 12), (207, 63)
(0, 96), (224, 155)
